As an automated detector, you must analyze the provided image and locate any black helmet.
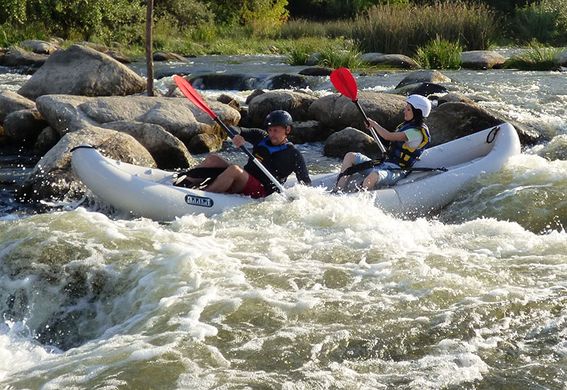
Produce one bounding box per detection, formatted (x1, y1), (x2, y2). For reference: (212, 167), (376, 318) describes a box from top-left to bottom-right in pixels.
(264, 110), (293, 128)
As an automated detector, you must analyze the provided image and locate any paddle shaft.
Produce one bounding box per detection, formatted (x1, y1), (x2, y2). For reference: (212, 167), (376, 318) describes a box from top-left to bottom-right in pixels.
(353, 100), (387, 154)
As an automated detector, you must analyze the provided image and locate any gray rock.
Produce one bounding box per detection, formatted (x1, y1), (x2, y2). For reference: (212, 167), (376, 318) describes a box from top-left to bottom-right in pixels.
(266, 73), (310, 89)
(101, 121), (195, 169)
(299, 67), (332, 76)
(324, 127), (382, 159)
(360, 52), (384, 64)
(309, 92), (406, 132)
(18, 44), (146, 99)
(188, 131), (224, 154)
(461, 50), (506, 70)
(430, 100), (540, 146)
(0, 90), (36, 123)
(426, 101), (504, 146)
(0, 47), (48, 68)
(190, 73), (258, 90)
(34, 127), (61, 155)
(20, 40), (60, 55)
(391, 82), (448, 96)
(361, 53), (420, 69)
(3, 109), (48, 145)
(153, 51), (188, 62)
(288, 120), (330, 144)
(245, 89), (266, 104)
(247, 90), (317, 128)
(395, 70), (451, 89)
(19, 126), (155, 201)
(35, 95), (239, 152)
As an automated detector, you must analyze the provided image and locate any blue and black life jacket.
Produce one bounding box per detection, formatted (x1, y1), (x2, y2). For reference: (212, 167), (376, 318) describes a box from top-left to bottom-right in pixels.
(253, 137), (290, 162)
(385, 122), (430, 168)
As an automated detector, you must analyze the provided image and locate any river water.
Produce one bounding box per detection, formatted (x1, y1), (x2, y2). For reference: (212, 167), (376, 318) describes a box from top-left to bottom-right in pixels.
(1, 56), (566, 389)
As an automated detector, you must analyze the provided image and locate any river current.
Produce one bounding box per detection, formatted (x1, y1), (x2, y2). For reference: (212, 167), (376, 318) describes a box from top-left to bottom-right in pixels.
(0, 56), (566, 389)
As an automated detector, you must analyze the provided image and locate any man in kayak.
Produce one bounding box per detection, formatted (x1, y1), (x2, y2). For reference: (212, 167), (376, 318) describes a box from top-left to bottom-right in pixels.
(333, 94), (432, 192)
(178, 110), (311, 197)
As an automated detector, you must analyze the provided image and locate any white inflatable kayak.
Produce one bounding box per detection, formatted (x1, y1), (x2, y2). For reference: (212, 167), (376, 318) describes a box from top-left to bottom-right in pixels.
(71, 122), (520, 220)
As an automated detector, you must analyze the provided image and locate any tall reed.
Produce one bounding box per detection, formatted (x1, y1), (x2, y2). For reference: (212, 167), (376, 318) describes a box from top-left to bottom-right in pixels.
(504, 41), (565, 70)
(352, 2), (498, 56)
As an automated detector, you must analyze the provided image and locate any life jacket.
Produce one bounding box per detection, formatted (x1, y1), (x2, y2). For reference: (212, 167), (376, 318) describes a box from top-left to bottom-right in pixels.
(253, 137), (290, 163)
(385, 122), (430, 168)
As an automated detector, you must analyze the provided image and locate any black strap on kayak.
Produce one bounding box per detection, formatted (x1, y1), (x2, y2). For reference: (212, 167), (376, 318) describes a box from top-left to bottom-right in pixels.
(69, 144), (95, 153)
(177, 167), (227, 179)
(173, 167), (227, 188)
(486, 125), (501, 143)
(337, 160), (447, 180)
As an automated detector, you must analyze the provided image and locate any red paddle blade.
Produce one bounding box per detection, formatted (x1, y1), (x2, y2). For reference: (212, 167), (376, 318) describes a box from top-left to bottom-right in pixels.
(330, 67), (359, 101)
(173, 75), (218, 120)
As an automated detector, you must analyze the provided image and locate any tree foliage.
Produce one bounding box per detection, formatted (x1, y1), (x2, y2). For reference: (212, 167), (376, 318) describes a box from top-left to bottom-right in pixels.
(0, 0), (145, 40)
(287, 0), (408, 20)
(154, 0), (214, 29)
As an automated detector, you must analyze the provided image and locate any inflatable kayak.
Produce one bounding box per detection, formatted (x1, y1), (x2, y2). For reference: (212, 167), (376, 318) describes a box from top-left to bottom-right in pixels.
(71, 122), (520, 220)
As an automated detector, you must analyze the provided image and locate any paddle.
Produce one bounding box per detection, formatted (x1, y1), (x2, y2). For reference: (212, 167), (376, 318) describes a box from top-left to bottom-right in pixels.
(173, 75), (285, 194)
(330, 67), (387, 154)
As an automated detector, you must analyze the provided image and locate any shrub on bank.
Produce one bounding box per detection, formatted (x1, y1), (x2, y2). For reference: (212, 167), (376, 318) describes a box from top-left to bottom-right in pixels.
(511, 0), (567, 46)
(352, 2), (498, 56)
(415, 37), (462, 69)
(504, 41), (565, 70)
(285, 38), (361, 68)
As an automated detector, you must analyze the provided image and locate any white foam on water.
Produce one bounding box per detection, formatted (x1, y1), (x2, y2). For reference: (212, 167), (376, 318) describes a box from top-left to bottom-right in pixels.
(1, 162), (566, 387)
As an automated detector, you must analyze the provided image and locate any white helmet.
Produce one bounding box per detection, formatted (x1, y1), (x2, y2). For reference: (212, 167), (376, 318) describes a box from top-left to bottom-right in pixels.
(406, 94), (432, 118)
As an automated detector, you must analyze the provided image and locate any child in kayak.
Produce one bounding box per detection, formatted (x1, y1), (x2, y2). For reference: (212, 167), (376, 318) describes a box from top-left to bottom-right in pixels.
(333, 94), (432, 192)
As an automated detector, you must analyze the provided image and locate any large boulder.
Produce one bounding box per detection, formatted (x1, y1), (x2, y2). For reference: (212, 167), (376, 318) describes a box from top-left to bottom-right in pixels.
(0, 47), (48, 69)
(309, 92), (406, 133)
(34, 127), (61, 155)
(18, 126), (155, 201)
(392, 70), (451, 96)
(266, 74), (310, 89)
(289, 120), (331, 144)
(461, 50), (506, 70)
(360, 53), (420, 69)
(427, 100), (541, 146)
(395, 70), (452, 89)
(101, 121), (195, 169)
(3, 109), (48, 145)
(20, 39), (60, 55)
(35, 95), (239, 154)
(0, 90), (36, 123)
(190, 74), (258, 90)
(18, 44), (146, 100)
(247, 90), (317, 128)
(426, 101), (504, 146)
(324, 127), (383, 159)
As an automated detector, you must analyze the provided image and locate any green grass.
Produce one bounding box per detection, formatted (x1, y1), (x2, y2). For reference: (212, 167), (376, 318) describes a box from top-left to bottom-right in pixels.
(352, 2), (498, 56)
(414, 36), (462, 69)
(504, 42), (564, 70)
